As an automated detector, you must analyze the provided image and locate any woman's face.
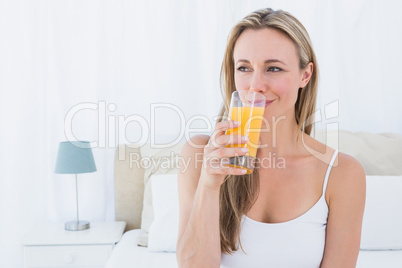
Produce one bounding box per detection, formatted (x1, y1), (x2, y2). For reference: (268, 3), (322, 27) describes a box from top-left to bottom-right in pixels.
(233, 28), (312, 120)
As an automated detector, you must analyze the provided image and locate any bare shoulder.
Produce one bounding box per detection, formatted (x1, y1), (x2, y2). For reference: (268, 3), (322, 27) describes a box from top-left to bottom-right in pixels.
(320, 152), (366, 266)
(333, 152), (365, 175)
(303, 133), (364, 174)
(327, 152), (366, 206)
(331, 152), (366, 187)
(303, 133), (366, 203)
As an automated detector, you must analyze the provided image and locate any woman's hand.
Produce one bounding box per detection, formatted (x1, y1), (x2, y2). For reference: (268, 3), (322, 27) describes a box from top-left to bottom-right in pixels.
(200, 120), (249, 190)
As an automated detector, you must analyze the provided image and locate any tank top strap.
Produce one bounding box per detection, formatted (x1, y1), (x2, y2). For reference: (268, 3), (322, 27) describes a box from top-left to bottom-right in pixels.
(322, 150), (339, 195)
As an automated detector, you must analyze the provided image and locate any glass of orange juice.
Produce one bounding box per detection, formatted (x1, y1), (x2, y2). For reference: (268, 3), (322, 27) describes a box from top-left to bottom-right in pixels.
(222, 90), (265, 174)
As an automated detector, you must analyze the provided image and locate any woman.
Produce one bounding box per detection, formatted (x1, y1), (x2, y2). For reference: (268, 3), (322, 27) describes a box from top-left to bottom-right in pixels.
(176, 8), (365, 268)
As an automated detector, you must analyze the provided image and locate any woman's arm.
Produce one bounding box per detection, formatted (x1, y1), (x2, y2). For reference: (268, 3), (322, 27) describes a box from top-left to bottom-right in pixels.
(176, 124), (248, 268)
(176, 135), (221, 268)
(320, 153), (366, 268)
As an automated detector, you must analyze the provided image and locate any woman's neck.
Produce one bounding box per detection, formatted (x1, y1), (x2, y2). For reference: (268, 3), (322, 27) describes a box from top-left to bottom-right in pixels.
(257, 115), (304, 157)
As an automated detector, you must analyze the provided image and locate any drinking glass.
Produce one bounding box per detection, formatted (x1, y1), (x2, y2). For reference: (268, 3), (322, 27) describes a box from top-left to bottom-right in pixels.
(222, 90), (266, 174)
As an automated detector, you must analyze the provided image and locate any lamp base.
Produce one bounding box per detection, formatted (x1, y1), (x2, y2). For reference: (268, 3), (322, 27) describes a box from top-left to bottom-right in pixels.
(65, 220), (90, 231)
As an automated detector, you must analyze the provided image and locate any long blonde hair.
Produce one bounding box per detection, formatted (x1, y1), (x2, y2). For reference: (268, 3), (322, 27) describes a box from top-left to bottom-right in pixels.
(219, 8), (319, 254)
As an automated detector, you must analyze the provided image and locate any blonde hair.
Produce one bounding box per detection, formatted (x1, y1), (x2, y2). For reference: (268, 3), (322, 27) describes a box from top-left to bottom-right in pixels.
(219, 8), (318, 254)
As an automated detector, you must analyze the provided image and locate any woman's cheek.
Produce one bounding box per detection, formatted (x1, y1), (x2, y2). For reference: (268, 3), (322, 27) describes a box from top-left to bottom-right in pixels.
(234, 77), (248, 91)
(270, 80), (288, 97)
(274, 78), (298, 101)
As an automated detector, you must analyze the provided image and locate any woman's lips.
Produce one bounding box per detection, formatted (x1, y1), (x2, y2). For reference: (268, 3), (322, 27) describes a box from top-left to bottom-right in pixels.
(265, 100), (275, 107)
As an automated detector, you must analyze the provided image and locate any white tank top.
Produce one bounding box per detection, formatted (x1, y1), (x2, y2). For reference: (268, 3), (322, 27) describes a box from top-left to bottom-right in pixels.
(221, 150), (338, 268)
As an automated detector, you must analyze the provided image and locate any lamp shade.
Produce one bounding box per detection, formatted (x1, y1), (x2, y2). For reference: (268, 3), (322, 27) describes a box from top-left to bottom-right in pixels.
(55, 141), (97, 174)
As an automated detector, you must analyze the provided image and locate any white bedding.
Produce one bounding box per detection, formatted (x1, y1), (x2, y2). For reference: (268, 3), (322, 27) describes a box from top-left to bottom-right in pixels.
(357, 250), (402, 267)
(105, 229), (178, 268)
(106, 229), (402, 268)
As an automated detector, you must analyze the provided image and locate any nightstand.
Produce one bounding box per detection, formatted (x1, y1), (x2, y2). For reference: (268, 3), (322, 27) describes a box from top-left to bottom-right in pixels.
(22, 221), (126, 268)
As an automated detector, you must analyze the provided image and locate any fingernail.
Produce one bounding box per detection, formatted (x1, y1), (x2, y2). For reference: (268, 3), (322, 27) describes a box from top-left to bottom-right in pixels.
(241, 147), (248, 152)
(234, 121), (240, 125)
(241, 169), (247, 174)
(242, 136), (249, 141)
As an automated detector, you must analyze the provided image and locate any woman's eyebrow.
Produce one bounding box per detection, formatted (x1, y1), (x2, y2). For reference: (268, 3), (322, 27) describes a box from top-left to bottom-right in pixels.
(264, 59), (286, 65)
(235, 59), (286, 65)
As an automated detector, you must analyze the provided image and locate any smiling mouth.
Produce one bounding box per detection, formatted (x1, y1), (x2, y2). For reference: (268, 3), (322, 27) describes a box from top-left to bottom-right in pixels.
(265, 100), (275, 107)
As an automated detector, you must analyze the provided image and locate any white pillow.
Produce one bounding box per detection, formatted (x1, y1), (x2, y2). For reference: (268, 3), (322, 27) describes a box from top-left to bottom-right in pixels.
(137, 142), (184, 247)
(360, 176), (402, 250)
(148, 174), (179, 252)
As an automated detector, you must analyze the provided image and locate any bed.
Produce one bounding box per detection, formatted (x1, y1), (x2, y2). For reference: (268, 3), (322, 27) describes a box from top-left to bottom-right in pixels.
(106, 130), (402, 268)
(105, 229), (178, 268)
(105, 230), (402, 268)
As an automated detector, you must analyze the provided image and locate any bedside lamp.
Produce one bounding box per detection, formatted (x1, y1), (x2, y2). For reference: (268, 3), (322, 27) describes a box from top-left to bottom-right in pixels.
(55, 141), (97, 231)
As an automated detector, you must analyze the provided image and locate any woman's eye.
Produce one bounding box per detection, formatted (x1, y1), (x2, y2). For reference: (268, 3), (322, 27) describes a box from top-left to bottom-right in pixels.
(268, 67), (281, 72)
(237, 66), (250, 72)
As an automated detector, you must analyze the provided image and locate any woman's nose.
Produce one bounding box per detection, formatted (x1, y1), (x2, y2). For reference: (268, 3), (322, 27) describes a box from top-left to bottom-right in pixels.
(249, 72), (266, 94)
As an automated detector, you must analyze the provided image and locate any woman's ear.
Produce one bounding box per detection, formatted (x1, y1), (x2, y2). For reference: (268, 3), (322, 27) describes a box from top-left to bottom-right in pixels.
(299, 62), (313, 88)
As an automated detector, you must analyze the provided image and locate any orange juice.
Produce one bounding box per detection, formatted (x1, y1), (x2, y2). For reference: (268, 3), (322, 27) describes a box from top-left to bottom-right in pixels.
(224, 106), (265, 173)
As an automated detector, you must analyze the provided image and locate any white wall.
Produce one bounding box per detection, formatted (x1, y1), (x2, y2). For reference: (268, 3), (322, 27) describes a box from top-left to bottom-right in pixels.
(1, 0), (401, 267)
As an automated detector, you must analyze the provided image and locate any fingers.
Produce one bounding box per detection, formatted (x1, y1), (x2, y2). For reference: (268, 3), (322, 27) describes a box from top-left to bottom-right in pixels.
(216, 119), (240, 131)
(212, 146), (248, 159)
(205, 119), (248, 159)
(203, 160), (248, 176)
(206, 120), (243, 149)
(213, 120), (240, 138)
(203, 145), (249, 173)
(220, 166), (249, 176)
(213, 134), (248, 148)
(202, 120), (250, 177)
(203, 148), (249, 176)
